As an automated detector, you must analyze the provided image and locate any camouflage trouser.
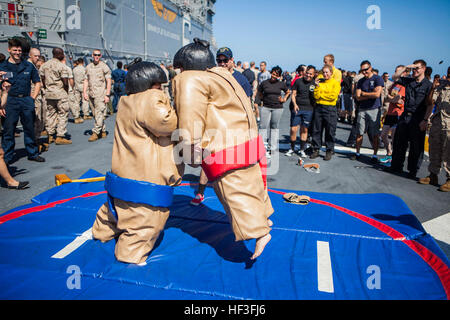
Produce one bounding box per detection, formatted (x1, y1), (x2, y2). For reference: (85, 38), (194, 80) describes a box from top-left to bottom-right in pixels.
(428, 118), (450, 179)
(34, 94), (46, 140)
(68, 90), (80, 119)
(106, 100), (113, 115)
(89, 96), (106, 135)
(46, 98), (69, 137)
(73, 89), (91, 117)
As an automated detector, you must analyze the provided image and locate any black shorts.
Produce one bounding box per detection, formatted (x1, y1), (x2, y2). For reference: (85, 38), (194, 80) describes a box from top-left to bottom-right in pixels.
(384, 114), (399, 127)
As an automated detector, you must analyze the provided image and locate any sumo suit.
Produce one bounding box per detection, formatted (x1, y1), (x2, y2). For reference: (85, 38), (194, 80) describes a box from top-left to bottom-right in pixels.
(173, 66), (273, 242)
(92, 87), (184, 264)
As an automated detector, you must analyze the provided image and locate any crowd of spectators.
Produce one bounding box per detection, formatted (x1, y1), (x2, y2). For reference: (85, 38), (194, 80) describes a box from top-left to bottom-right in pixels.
(231, 53), (450, 193)
(1, 38), (449, 193)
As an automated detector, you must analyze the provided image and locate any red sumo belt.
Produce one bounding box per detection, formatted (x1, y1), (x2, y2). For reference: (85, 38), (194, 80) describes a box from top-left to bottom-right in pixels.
(201, 135), (268, 189)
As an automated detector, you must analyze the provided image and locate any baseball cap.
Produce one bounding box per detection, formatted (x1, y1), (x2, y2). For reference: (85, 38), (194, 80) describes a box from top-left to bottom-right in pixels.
(216, 47), (233, 59)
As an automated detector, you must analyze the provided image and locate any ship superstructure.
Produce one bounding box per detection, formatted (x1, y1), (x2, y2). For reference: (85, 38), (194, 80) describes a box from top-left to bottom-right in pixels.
(0, 0), (217, 67)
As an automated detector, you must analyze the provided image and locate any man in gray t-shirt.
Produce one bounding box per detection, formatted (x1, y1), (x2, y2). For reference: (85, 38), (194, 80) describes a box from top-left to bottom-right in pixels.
(257, 61), (271, 84)
(352, 60), (384, 162)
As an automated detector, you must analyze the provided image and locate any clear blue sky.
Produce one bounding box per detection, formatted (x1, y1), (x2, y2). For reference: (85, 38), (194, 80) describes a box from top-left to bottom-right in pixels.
(213, 0), (450, 76)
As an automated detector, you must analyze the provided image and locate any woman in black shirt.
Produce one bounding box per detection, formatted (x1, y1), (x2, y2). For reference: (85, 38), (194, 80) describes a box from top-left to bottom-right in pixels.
(256, 66), (291, 157)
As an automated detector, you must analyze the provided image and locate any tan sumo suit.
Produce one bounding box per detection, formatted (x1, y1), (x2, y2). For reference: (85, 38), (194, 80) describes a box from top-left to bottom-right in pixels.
(173, 66), (274, 242)
(92, 89), (184, 264)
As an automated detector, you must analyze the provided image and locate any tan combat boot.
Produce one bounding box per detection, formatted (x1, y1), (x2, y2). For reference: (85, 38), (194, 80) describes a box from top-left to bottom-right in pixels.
(41, 142), (49, 152)
(74, 117), (84, 124)
(55, 137), (72, 145)
(38, 142), (49, 153)
(84, 115), (93, 120)
(418, 173), (439, 186)
(439, 179), (450, 192)
(101, 131), (108, 138)
(48, 135), (55, 144)
(88, 132), (99, 142)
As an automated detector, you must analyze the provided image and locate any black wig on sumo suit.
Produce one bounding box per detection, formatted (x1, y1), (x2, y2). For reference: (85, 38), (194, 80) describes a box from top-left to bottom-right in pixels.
(173, 38), (216, 71)
(125, 60), (168, 95)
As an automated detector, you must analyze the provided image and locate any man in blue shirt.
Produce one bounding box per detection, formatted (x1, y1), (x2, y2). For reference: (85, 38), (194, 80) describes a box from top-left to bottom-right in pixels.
(352, 60), (384, 163)
(216, 47), (253, 97)
(111, 61), (126, 113)
(0, 38), (44, 164)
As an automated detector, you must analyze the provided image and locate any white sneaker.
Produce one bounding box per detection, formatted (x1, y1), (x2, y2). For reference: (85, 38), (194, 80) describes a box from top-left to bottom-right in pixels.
(266, 151), (271, 159)
(285, 149), (295, 157)
(298, 150), (307, 158)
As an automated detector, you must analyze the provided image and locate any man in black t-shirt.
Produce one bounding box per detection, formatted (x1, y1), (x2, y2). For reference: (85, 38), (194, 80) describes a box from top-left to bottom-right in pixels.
(286, 65), (316, 157)
(242, 62), (256, 88)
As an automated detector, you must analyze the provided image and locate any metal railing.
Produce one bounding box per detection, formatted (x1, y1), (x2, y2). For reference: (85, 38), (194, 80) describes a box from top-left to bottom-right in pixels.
(0, 1), (63, 31)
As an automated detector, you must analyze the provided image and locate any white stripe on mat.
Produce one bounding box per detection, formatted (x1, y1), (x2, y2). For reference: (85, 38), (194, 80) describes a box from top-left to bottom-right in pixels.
(51, 228), (93, 259)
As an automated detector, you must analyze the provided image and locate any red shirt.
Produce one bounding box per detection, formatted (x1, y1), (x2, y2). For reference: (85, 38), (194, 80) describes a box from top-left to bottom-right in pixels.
(291, 75), (301, 87)
(387, 83), (405, 116)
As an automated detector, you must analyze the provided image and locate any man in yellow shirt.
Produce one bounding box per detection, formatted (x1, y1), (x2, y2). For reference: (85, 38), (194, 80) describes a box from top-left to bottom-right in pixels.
(318, 54), (342, 84)
(310, 65), (341, 161)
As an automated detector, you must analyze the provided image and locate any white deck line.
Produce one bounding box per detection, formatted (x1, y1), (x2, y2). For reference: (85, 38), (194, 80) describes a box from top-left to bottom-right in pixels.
(422, 213), (450, 245)
(317, 241), (334, 293)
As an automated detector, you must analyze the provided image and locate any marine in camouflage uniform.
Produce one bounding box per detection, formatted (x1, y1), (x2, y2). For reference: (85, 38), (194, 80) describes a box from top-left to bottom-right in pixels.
(83, 50), (111, 142)
(73, 59), (91, 120)
(419, 76), (450, 192)
(39, 48), (72, 145)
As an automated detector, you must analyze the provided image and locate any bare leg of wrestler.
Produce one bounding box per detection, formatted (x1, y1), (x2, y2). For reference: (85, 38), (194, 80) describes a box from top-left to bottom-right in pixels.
(213, 163), (273, 260)
(251, 233), (272, 260)
(198, 169), (208, 192)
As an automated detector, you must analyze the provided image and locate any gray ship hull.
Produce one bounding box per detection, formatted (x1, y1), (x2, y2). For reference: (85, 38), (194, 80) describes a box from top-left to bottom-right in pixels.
(0, 0), (217, 66)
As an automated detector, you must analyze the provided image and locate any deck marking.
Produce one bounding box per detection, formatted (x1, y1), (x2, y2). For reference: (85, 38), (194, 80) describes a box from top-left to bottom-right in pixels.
(422, 213), (450, 245)
(51, 228), (93, 259)
(317, 241), (334, 293)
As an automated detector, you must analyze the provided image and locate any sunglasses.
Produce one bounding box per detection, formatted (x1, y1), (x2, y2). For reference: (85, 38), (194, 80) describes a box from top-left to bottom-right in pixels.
(93, 54), (101, 57)
(216, 58), (229, 64)
(361, 67), (370, 72)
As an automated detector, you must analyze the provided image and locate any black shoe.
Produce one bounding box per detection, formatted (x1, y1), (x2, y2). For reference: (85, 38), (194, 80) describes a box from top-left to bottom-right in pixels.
(350, 154), (360, 161)
(28, 155), (45, 162)
(7, 181), (29, 190)
(407, 171), (417, 180)
(324, 151), (332, 161)
(310, 150), (319, 159)
(384, 166), (402, 174)
(371, 156), (378, 164)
